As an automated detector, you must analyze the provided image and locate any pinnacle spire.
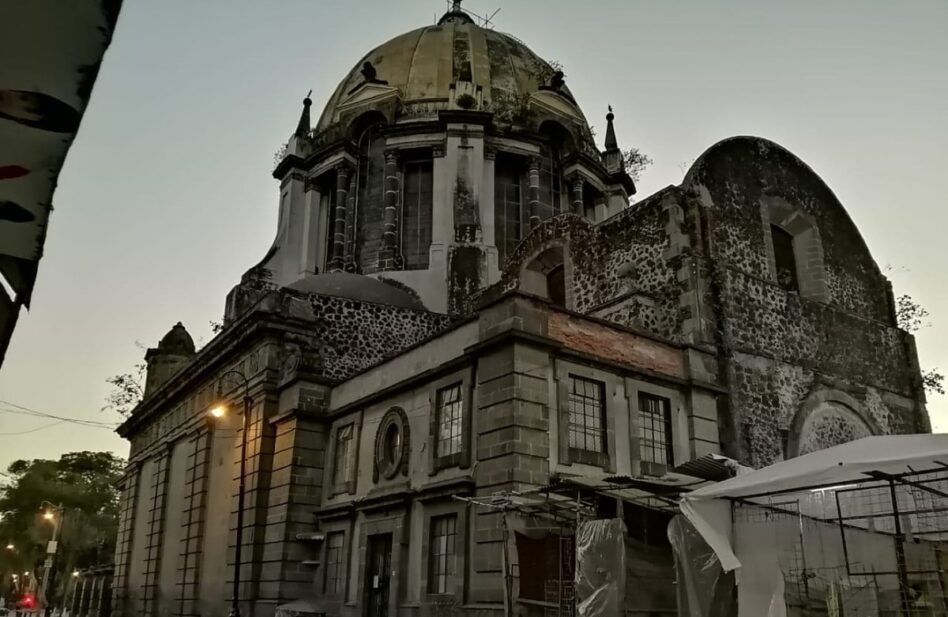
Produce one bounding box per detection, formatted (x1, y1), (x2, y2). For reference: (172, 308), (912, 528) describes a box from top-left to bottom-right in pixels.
(604, 105), (618, 151)
(295, 90), (312, 137)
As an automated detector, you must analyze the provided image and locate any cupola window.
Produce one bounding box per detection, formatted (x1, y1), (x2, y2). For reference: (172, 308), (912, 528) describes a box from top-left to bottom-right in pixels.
(494, 153), (525, 263)
(355, 122), (386, 272)
(401, 158), (433, 270)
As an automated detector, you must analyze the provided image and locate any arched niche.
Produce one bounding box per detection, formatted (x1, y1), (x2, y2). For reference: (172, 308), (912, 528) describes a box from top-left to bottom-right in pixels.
(786, 389), (876, 458)
(520, 243), (570, 308)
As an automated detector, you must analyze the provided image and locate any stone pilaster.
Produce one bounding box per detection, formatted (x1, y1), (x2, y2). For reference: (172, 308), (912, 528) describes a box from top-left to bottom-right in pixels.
(329, 163), (350, 272)
(111, 466), (139, 617)
(140, 452), (171, 616)
(378, 149), (401, 271)
(230, 394), (278, 617)
(177, 431), (212, 617)
(258, 387), (329, 615)
(570, 174), (584, 215)
(343, 172), (358, 273)
(470, 297), (552, 605)
(528, 157), (541, 229)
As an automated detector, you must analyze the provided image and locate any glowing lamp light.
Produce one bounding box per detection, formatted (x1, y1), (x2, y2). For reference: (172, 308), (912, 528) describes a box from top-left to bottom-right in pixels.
(43, 510), (55, 521)
(209, 405), (226, 419)
(5, 543), (13, 550)
(72, 570), (80, 577)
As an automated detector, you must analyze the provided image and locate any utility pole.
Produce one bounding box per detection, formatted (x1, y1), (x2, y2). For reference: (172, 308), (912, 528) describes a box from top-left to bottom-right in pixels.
(38, 502), (64, 616)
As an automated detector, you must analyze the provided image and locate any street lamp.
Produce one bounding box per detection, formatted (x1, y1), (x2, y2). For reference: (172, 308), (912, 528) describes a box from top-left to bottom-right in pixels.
(38, 501), (64, 615)
(207, 369), (252, 617)
(5, 542), (13, 550)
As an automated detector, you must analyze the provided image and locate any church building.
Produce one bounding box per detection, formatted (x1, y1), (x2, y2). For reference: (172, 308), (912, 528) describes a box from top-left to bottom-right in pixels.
(112, 4), (930, 617)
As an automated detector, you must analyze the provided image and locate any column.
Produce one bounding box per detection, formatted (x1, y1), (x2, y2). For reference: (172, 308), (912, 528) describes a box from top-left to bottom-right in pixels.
(379, 148), (401, 270)
(570, 175), (585, 215)
(329, 163), (351, 272)
(528, 157), (541, 229)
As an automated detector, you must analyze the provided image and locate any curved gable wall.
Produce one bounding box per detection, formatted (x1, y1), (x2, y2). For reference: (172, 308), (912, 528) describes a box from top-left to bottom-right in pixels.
(684, 136), (891, 323)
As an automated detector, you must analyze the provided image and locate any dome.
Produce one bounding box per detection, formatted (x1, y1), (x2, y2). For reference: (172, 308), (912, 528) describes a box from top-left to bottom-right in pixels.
(287, 273), (425, 310)
(315, 11), (591, 135)
(157, 322), (195, 355)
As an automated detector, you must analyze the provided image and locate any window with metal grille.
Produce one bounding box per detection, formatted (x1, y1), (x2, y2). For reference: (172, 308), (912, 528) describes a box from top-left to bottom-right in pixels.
(429, 514), (457, 594)
(495, 154), (524, 264)
(771, 225), (799, 292)
(333, 424), (353, 489)
(436, 383), (463, 458)
(402, 159), (433, 270)
(324, 531), (345, 594)
(638, 393), (673, 465)
(568, 376), (605, 453)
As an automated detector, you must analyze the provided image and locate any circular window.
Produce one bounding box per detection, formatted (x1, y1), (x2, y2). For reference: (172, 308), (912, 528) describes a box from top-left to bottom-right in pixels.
(374, 407), (409, 481)
(383, 424), (401, 465)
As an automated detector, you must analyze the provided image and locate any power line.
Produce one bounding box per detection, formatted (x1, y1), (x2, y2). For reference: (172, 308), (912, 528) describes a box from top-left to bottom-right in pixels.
(0, 420), (65, 436)
(0, 399), (120, 429)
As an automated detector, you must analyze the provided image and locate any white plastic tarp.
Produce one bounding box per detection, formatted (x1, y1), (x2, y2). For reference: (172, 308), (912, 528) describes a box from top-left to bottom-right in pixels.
(678, 434), (948, 616)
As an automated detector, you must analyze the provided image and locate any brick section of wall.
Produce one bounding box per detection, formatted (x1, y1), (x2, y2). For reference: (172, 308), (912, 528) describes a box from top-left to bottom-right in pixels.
(140, 453), (171, 616)
(177, 431), (211, 617)
(111, 467), (139, 617)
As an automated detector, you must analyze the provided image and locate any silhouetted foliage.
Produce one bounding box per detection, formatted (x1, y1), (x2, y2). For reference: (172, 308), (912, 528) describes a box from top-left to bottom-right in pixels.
(623, 148), (653, 183)
(0, 452), (124, 604)
(895, 293), (944, 396)
(102, 363), (144, 418)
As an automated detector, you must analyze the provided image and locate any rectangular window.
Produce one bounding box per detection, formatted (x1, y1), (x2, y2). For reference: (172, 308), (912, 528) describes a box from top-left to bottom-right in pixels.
(436, 383), (464, 459)
(429, 514), (458, 594)
(494, 154), (524, 264)
(324, 531), (345, 594)
(771, 225), (799, 292)
(402, 159), (433, 270)
(568, 376), (605, 454)
(333, 424), (353, 490)
(638, 393), (673, 466)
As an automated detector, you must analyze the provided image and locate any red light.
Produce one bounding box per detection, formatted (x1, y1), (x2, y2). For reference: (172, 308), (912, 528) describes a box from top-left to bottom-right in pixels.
(22, 593), (35, 607)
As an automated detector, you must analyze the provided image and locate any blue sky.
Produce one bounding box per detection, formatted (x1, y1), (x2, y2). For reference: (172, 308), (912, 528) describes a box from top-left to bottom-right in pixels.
(1, 0), (946, 468)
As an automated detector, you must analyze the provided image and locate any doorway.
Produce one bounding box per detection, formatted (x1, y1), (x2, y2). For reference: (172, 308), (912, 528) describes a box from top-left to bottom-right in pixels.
(364, 533), (392, 617)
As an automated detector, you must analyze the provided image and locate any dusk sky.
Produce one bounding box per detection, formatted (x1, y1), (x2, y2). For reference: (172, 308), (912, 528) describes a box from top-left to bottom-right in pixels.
(1, 0), (946, 470)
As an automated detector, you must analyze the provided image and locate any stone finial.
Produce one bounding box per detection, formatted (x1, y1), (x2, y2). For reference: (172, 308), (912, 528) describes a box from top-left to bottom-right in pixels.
(295, 90), (312, 137)
(550, 70), (565, 91)
(604, 105), (618, 151)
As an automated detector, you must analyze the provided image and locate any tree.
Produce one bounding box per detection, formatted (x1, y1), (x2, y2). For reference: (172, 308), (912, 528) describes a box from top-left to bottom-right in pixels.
(623, 148), (653, 183)
(102, 363), (145, 418)
(0, 452), (124, 606)
(895, 293), (944, 396)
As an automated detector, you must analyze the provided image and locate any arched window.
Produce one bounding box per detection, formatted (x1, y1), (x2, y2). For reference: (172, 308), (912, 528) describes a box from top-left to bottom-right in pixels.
(547, 264), (565, 307)
(770, 224), (798, 292)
